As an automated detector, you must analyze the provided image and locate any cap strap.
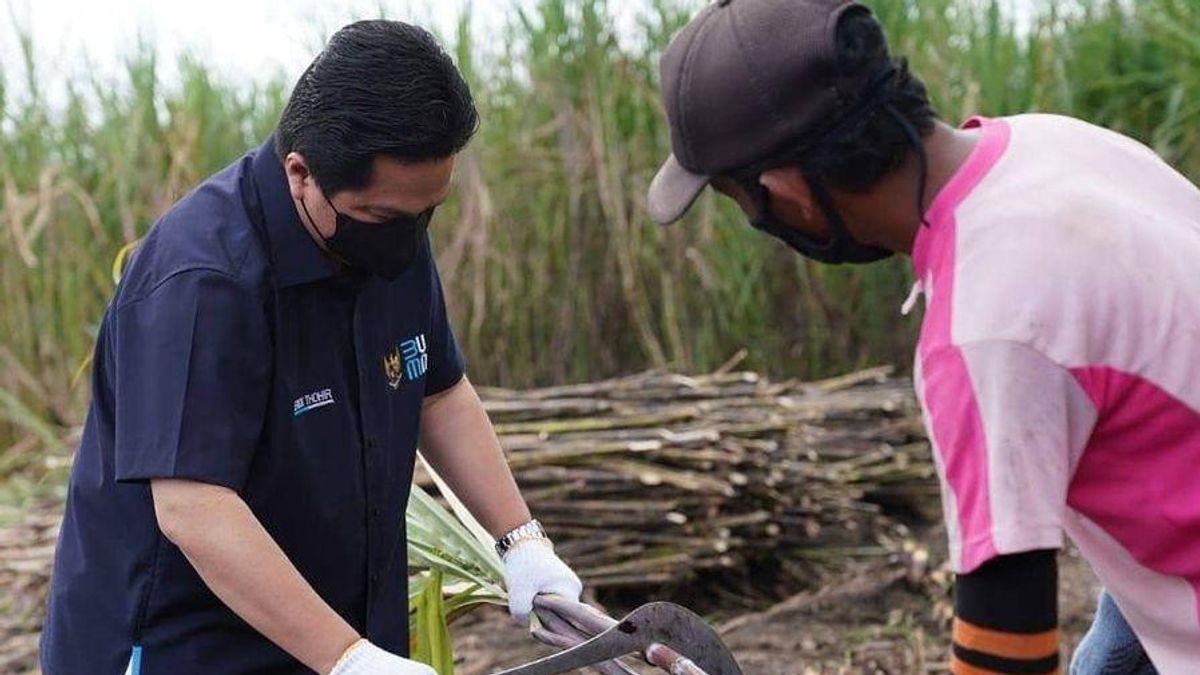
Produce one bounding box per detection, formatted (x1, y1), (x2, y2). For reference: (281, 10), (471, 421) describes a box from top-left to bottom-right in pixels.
(884, 102), (932, 228)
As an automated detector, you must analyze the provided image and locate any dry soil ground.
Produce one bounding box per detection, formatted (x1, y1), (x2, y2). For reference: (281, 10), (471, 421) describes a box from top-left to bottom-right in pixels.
(452, 529), (1101, 675)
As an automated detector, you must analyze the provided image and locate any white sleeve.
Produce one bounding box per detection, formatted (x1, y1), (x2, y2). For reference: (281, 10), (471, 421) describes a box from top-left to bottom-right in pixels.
(917, 340), (1097, 573)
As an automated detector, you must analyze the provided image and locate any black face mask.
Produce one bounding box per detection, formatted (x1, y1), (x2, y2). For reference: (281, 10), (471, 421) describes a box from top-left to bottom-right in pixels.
(739, 177), (893, 265)
(301, 194), (434, 280)
(726, 64), (932, 266)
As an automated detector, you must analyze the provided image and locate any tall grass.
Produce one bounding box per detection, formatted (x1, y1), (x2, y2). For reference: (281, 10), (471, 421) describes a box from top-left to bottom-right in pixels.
(1, 0), (1198, 490)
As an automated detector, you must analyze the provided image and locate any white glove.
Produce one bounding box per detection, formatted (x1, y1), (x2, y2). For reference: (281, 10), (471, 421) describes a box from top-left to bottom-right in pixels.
(328, 640), (436, 675)
(503, 539), (583, 625)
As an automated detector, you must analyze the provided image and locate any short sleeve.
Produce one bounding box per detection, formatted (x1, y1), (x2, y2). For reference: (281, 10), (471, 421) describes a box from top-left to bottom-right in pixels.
(423, 259), (465, 397)
(917, 340), (1098, 574)
(112, 271), (271, 490)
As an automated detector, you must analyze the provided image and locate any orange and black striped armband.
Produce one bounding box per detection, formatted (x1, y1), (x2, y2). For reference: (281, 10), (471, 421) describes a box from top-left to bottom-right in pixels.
(951, 619), (1060, 674)
(952, 550), (1061, 675)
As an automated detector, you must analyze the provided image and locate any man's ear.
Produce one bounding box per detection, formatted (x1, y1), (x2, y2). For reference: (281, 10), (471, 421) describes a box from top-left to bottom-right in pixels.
(283, 152), (312, 202)
(760, 166), (817, 225)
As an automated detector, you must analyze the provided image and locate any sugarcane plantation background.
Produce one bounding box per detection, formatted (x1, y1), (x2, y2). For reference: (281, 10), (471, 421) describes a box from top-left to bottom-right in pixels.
(1, 0), (1199, 673)
(5, 0), (1199, 495)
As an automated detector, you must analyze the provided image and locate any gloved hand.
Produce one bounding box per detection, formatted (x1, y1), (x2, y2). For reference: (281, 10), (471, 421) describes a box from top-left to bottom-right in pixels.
(503, 539), (584, 625)
(328, 639), (436, 675)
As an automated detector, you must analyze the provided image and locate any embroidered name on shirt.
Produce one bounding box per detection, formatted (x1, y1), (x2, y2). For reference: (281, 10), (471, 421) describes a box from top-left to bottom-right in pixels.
(293, 388), (335, 417)
(384, 334), (428, 390)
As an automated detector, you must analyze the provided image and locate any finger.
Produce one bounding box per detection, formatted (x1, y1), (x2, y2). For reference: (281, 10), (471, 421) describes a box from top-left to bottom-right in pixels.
(533, 595), (616, 634)
(532, 627), (581, 650)
(534, 617), (638, 675)
(535, 606), (591, 641)
(509, 587), (534, 625)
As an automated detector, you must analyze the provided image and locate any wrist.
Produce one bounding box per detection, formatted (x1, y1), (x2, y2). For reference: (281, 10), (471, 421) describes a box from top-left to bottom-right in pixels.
(495, 519), (551, 558)
(324, 635), (366, 675)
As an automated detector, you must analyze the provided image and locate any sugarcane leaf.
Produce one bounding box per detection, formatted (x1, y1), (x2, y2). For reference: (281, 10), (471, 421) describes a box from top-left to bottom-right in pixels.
(408, 540), (504, 594)
(0, 388), (66, 454)
(410, 456), (506, 581)
(411, 569), (455, 674)
(405, 472), (511, 671)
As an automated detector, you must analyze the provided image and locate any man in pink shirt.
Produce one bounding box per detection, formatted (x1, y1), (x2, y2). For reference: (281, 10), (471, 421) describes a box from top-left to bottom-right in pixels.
(647, 1), (1200, 673)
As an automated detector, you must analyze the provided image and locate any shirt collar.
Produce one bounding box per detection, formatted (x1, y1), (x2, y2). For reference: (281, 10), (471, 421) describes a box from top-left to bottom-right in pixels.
(248, 135), (338, 288)
(911, 116), (1012, 280)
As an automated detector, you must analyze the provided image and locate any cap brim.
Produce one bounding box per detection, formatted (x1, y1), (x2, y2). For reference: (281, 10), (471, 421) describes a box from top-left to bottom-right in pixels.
(647, 154), (710, 225)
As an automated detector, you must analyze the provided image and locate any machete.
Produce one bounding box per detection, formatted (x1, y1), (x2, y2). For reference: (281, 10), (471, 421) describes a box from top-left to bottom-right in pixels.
(491, 602), (742, 675)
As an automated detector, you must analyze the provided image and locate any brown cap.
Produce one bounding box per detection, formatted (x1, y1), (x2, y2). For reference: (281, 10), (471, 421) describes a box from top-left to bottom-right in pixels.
(648, 0), (868, 225)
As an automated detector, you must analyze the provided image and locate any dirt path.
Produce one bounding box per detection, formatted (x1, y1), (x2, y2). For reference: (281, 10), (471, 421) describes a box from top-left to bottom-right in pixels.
(453, 538), (1101, 675)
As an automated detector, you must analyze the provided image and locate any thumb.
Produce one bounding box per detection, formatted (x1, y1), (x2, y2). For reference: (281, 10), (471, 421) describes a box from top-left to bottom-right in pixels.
(507, 580), (535, 626)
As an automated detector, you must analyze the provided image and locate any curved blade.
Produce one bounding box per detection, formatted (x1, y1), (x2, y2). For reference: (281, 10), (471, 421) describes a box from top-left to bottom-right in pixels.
(490, 622), (637, 675)
(621, 603), (742, 675)
(492, 602), (741, 675)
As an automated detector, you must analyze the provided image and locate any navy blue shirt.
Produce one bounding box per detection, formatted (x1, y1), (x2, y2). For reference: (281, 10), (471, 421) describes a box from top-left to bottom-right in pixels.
(40, 138), (465, 674)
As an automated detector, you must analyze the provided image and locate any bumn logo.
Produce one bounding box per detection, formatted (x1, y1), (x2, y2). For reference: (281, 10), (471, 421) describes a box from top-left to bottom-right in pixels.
(384, 334), (428, 390)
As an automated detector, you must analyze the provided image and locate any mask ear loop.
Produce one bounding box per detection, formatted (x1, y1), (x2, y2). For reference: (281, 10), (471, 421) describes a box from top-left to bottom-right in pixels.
(883, 103), (931, 228)
(299, 197), (327, 242)
(740, 175), (841, 257)
(807, 177), (856, 250)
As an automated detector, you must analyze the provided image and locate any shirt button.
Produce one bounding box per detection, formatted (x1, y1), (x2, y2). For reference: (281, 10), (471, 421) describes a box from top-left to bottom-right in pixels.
(372, 506), (382, 517)
(365, 437), (378, 449)
(371, 573), (380, 583)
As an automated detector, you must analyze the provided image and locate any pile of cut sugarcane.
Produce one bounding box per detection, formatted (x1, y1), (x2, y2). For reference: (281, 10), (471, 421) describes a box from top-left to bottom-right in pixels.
(0, 366), (938, 673)
(422, 365), (939, 591)
(0, 503), (57, 674)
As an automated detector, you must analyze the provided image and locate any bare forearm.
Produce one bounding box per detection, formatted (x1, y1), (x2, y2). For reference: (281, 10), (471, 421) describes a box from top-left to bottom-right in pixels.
(151, 480), (357, 675)
(420, 377), (532, 537)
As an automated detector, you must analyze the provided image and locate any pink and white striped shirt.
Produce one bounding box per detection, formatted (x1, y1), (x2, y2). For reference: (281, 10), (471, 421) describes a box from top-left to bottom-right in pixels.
(911, 114), (1200, 672)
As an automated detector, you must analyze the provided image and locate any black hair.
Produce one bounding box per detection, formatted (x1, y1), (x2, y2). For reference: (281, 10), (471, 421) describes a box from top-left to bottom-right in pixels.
(796, 9), (937, 193)
(276, 20), (479, 195)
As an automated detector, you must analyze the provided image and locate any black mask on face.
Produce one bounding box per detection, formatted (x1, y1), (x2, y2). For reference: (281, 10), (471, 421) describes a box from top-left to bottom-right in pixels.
(301, 193), (434, 280)
(739, 176), (893, 265)
(726, 64), (933, 266)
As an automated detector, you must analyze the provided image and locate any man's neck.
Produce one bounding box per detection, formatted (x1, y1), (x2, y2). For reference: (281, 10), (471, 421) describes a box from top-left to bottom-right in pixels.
(839, 120), (982, 256)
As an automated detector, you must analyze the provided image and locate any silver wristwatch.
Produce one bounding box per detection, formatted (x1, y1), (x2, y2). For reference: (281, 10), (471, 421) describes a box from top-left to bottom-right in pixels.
(495, 519), (550, 558)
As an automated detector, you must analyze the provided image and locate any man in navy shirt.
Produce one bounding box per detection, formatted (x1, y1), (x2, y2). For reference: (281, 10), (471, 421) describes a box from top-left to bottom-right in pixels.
(41, 20), (581, 675)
